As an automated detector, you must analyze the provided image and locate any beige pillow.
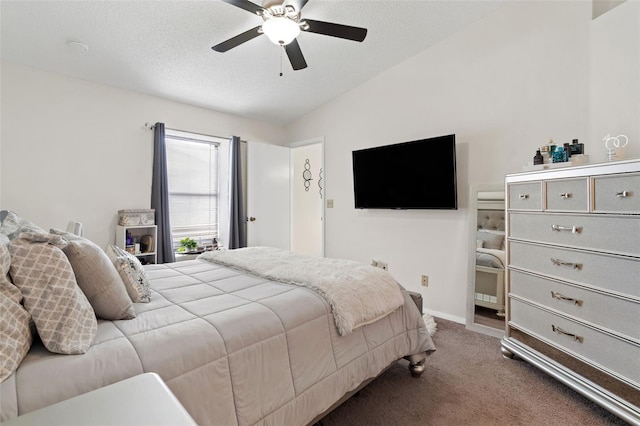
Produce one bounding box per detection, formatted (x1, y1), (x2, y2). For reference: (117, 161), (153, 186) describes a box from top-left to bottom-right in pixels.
(476, 230), (505, 250)
(8, 233), (96, 355)
(106, 244), (151, 303)
(0, 236), (33, 382)
(62, 237), (136, 320)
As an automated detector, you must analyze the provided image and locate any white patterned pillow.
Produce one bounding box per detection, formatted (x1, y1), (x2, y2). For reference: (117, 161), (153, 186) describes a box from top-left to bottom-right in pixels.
(106, 244), (151, 303)
(9, 232), (97, 354)
(0, 237), (32, 382)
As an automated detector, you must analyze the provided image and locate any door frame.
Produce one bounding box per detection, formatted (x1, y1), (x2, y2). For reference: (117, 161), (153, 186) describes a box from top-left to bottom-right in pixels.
(288, 137), (325, 257)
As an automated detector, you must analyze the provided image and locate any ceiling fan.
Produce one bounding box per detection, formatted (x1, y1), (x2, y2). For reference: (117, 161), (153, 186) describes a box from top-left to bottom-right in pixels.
(212, 0), (368, 71)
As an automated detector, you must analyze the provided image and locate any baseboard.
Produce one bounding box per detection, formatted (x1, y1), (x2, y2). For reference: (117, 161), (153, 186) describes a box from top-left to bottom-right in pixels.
(423, 309), (464, 325)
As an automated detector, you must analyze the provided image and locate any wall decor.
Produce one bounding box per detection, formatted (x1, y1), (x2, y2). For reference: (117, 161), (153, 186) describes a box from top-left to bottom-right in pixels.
(303, 159), (312, 191)
(318, 168), (323, 199)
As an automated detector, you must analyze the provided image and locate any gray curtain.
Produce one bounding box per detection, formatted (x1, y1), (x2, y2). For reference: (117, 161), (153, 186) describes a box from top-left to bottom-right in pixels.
(228, 136), (247, 249)
(151, 122), (175, 263)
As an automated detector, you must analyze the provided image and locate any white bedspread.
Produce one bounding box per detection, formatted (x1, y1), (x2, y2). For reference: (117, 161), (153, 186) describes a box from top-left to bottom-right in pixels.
(1, 259), (434, 426)
(199, 247), (405, 336)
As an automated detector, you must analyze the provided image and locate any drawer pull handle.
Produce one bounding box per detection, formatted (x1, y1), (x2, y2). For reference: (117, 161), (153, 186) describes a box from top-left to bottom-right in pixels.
(615, 191), (630, 198)
(551, 258), (582, 269)
(550, 291), (583, 306)
(519, 194), (529, 200)
(551, 224), (581, 233)
(552, 325), (583, 343)
(560, 192), (572, 199)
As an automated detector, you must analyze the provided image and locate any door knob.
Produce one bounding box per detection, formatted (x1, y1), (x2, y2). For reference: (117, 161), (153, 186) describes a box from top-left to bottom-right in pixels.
(248, 217), (256, 222)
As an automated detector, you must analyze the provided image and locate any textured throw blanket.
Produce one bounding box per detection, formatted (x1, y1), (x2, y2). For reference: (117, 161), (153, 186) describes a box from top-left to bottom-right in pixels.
(199, 247), (405, 336)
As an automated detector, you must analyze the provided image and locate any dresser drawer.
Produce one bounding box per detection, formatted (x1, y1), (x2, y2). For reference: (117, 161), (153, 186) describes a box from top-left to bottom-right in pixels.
(508, 182), (542, 211)
(509, 241), (640, 298)
(545, 178), (589, 212)
(509, 212), (640, 256)
(509, 298), (640, 387)
(593, 173), (640, 214)
(510, 270), (640, 341)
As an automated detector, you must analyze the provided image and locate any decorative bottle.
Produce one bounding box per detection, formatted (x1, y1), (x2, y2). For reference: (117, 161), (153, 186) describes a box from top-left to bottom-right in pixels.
(570, 139), (584, 155)
(552, 146), (567, 163)
(533, 149), (544, 165)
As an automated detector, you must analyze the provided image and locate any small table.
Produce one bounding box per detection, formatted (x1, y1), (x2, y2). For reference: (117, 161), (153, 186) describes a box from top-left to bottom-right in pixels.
(1, 373), (196, 426)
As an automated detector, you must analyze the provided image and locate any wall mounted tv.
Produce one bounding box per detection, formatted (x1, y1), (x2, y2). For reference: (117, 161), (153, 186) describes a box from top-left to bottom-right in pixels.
(352, 134), (458, 210)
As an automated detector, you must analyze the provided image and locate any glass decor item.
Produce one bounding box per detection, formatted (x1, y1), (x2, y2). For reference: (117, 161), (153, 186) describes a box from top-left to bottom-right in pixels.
(552, 146), (568, 163)
(603, 134), (629, 161)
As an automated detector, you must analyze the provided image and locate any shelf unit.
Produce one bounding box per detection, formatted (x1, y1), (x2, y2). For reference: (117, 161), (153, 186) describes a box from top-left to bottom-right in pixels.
(116, 225), (157, 264)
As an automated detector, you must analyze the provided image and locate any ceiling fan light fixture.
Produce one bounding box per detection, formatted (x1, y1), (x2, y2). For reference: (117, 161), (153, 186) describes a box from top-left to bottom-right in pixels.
(262, 17), (300, 46)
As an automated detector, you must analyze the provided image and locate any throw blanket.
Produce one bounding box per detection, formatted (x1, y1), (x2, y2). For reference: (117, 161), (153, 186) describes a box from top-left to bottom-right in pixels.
(199, 247), (405, 336)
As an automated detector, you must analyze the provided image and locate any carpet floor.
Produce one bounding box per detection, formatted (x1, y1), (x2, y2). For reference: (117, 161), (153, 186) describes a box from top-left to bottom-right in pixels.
(320, 318), (627, 425)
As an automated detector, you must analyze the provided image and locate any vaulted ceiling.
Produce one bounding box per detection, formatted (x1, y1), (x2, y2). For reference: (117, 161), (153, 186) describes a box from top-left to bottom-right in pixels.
(0, 1), (504, 124)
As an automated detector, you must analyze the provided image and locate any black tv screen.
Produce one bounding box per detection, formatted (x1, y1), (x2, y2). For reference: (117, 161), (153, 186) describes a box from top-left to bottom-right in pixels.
(352, 134), (457, 210)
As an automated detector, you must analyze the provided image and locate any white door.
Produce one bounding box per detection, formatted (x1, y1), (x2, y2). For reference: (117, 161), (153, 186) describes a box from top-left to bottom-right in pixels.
(290, 141), (324, 257)
(247, 141), (290, 249)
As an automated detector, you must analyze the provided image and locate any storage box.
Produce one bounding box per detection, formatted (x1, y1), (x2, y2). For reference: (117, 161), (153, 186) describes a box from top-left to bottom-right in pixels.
(118, 209), (155, 226)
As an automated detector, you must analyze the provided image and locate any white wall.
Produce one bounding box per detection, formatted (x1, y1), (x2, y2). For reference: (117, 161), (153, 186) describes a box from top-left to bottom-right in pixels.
(286, 1), (594, 322)
(0, 61), (287, 250)
(589, 0), (640, 162)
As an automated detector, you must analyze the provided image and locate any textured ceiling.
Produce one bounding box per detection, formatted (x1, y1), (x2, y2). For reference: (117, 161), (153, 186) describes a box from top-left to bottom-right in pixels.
(0, 1), (504, 125)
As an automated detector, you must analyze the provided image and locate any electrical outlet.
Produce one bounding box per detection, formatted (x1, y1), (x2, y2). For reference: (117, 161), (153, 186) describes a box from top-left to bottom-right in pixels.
(327, 199), (334, 208)
(421, 275), (429, 287)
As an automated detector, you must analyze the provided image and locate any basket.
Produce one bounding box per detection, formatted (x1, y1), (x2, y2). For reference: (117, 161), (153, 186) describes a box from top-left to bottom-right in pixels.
(118, 209), (155, 226)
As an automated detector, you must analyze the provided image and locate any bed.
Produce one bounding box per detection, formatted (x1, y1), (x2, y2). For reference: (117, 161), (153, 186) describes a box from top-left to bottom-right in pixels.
(0, 212), (435, 425)
(474, 209), (506, 316)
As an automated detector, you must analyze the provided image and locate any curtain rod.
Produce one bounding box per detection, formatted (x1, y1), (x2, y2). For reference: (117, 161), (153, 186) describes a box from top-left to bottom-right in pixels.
(143, 122), (247, 143)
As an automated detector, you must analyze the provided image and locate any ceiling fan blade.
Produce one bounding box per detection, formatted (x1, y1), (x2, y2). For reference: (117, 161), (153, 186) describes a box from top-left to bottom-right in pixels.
(212, 26), (263, 52)
(220, 0), (265, 15)
(284, 39), (307, 70)
(287, 0), (310, 12)
(303, 19), (367, 42)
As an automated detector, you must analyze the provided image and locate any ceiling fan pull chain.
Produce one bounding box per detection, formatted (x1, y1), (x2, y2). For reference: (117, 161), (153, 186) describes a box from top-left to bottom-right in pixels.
(279, 47), (284, 77)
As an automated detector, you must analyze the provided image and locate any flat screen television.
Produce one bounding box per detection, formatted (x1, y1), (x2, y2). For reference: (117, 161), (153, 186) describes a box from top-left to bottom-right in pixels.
(352, 134), (457, 210)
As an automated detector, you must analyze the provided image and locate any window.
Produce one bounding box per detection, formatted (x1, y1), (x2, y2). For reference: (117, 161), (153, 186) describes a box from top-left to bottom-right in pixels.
(165, 131), (225, 250)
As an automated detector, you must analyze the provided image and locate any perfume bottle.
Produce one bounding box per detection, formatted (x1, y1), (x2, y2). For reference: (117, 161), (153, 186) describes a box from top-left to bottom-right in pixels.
(533, 149), (544, 165)
(552, 146), (568, 163)
(563, 143), (572, 158)
(569, 139), (584, 155)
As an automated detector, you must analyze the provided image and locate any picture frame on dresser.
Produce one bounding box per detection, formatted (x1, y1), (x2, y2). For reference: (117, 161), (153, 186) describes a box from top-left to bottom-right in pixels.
(502, 159), (640, 425)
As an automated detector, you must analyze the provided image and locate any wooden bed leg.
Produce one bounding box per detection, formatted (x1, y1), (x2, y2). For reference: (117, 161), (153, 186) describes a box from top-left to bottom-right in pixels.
(405, 353), (427, 378)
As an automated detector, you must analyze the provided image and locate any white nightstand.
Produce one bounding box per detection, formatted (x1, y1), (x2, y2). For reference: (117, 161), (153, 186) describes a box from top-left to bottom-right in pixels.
(1, 373), (196, 426)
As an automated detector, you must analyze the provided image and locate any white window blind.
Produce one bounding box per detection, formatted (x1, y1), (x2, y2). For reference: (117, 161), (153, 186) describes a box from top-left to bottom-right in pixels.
(165, 132), (222, 248)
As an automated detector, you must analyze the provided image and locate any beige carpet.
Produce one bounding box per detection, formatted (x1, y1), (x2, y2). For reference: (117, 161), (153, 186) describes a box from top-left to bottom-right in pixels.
(320, 318), (627, 425)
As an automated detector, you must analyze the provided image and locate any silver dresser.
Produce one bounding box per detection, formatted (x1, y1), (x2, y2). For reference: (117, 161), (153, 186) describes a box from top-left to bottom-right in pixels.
(501, 159), (640, 424)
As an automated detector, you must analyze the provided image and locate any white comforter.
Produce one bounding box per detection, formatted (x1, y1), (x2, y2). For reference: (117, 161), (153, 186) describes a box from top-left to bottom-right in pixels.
(1, 259), (434, 426)
(199, 247), (405, 336)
